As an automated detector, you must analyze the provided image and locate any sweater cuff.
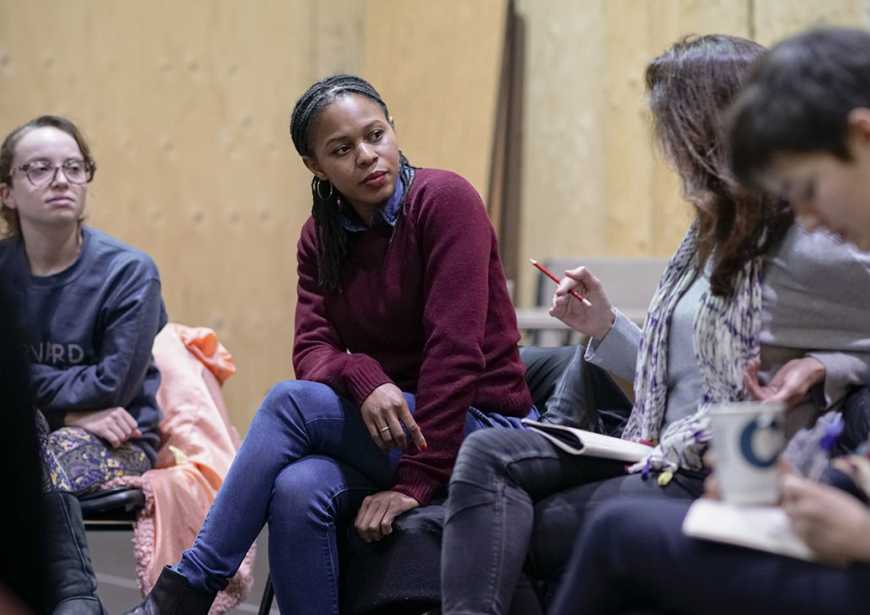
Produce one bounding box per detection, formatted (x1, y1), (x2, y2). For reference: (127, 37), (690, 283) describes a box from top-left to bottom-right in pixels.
(392, 464), (440, 506)
(343, 355), (393, 406)
(584, 309), (641, 382)
(806, 351), (864, 408)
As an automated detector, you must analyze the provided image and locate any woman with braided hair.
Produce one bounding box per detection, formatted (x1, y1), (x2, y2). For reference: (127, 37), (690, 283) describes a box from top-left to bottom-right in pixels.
(125, 74), (535, 615)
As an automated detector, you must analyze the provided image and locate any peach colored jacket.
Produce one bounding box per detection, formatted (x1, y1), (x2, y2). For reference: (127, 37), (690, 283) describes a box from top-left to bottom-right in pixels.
(110, 324), (254, 614)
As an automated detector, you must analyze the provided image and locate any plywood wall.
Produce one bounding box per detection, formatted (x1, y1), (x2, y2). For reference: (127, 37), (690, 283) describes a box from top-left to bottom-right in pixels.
(0, 0), (505, 431)
(361, 0), (506, 197)
(752, 0), (868, 44)
(3, 1), (869, 430)
(0, 0), (318, 431)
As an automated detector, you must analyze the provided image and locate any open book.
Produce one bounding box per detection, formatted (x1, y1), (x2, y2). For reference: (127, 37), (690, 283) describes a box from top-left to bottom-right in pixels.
(522, 419), (653, 463)
(682, 499), (817, 562)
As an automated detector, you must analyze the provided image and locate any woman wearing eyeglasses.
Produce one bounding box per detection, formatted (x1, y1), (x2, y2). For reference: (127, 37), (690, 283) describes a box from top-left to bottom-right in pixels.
(0, 115), (167, 613)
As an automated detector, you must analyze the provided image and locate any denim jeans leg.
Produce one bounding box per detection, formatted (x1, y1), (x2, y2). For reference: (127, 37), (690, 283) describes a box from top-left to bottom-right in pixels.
(519, 346), (576, 411)
(528, 470), (704, 589)
(267, 455), (378, 615)
(441, 428), (625, 615)
(537, 345), (632, 433)
(176, 377), (537, 611)
(175, 380), (399, 594)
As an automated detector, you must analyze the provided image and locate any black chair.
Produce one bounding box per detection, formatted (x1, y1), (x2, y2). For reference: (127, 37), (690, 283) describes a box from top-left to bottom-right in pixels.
(80, 487), (146, 531)
(257, 504), (444, 615)
(340, 504), (444, 614)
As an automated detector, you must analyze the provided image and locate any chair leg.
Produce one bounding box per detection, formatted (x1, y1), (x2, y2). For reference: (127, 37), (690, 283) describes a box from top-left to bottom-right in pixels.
(257, 571), (274, 615)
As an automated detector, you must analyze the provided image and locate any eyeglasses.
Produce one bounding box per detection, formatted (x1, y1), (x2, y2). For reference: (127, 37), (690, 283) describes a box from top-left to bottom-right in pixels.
(13, 159), (94, 188)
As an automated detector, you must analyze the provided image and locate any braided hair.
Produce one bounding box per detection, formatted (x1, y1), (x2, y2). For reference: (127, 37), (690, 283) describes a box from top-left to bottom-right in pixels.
(290, 74), (410, 291)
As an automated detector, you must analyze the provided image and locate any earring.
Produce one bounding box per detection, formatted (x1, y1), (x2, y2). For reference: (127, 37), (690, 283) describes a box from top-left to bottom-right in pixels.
(314, 177), (334, 200)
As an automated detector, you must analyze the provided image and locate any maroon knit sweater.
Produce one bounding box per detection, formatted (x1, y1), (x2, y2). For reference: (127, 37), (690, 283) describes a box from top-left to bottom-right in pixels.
(293, 168), (532, 505)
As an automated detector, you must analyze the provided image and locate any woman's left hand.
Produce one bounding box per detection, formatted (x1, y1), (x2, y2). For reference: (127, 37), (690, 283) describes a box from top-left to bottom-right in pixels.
(744, 357), (825, 410)
(781, 473), (870, 564)
(354, 490), (419, 542)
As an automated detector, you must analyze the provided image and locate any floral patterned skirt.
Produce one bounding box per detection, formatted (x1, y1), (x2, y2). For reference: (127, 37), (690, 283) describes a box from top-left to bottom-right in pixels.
(36, 411), (151, 495)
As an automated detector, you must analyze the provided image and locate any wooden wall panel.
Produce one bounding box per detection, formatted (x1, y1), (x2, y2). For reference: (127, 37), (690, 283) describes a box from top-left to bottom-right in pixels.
(603, 0), (658, 258)
(4, 1), (870, 430)
(361, 0), (507, 198)
(312, 0), (366, 76)
(0, 0), (314, 430)
(515, 0), (609, 305)
(752, 0), (866, 44)
(512, 0), (870, 308)
(0, 0), (507, 432)
(515, 0), (750, 306)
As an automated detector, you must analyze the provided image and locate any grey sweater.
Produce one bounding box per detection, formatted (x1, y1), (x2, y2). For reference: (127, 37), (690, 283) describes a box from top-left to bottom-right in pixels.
(587, 225), (870, 431)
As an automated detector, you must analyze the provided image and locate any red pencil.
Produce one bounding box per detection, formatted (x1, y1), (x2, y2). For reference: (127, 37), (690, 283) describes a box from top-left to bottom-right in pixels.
(529, 259), (586, 302)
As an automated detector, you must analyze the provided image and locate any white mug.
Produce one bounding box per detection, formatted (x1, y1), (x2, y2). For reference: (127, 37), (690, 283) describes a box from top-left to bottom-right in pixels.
(709, 402), (786, 505)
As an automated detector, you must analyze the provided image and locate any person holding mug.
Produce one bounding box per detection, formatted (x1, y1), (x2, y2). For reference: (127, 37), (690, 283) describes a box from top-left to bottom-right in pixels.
(549, 27), (870, 615)
(439, 33), (870, 615)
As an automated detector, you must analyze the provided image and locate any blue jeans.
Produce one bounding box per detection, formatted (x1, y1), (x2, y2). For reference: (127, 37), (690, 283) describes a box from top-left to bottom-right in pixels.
(440, 434), (702, 614)
(175, 380), (536, 615)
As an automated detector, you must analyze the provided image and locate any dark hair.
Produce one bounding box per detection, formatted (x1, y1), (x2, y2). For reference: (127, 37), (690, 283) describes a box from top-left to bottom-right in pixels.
(290, 74), (406, 291)
(0, 115), (96, 237)
(646, 34), (792, 296)
(728, 27), (870, 187)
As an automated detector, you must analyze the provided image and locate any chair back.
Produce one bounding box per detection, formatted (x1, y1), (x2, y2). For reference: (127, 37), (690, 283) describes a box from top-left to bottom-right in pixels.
(520, 257), (665, 346)
(80, 487), (145, 531)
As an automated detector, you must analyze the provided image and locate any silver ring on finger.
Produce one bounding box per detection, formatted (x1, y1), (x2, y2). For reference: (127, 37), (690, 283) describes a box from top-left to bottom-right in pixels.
(379, 425), (391, 433)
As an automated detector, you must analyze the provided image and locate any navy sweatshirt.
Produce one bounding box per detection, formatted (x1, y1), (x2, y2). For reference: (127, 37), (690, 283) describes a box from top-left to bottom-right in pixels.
(0, 226), (167, 462)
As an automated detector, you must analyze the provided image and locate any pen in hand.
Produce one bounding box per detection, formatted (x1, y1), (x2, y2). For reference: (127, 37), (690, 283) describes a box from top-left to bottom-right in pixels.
(529, 259), (587, 303)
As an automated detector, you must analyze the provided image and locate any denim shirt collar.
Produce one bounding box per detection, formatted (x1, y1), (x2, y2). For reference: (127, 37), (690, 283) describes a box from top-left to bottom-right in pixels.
(339, 171), (407, 233)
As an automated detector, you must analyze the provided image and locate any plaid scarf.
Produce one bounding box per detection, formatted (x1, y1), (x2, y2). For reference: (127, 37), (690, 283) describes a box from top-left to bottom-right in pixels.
(622, 222), (763, 474)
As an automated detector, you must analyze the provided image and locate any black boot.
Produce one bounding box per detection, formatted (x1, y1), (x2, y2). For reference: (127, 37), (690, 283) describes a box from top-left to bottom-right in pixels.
(44, 491), (106, 615)
(122, 566), (216, 615)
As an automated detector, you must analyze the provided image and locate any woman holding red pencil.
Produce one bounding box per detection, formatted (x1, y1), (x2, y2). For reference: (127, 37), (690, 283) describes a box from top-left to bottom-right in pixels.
(439, 34), (870, 615)
(125, 75), (534, 615)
